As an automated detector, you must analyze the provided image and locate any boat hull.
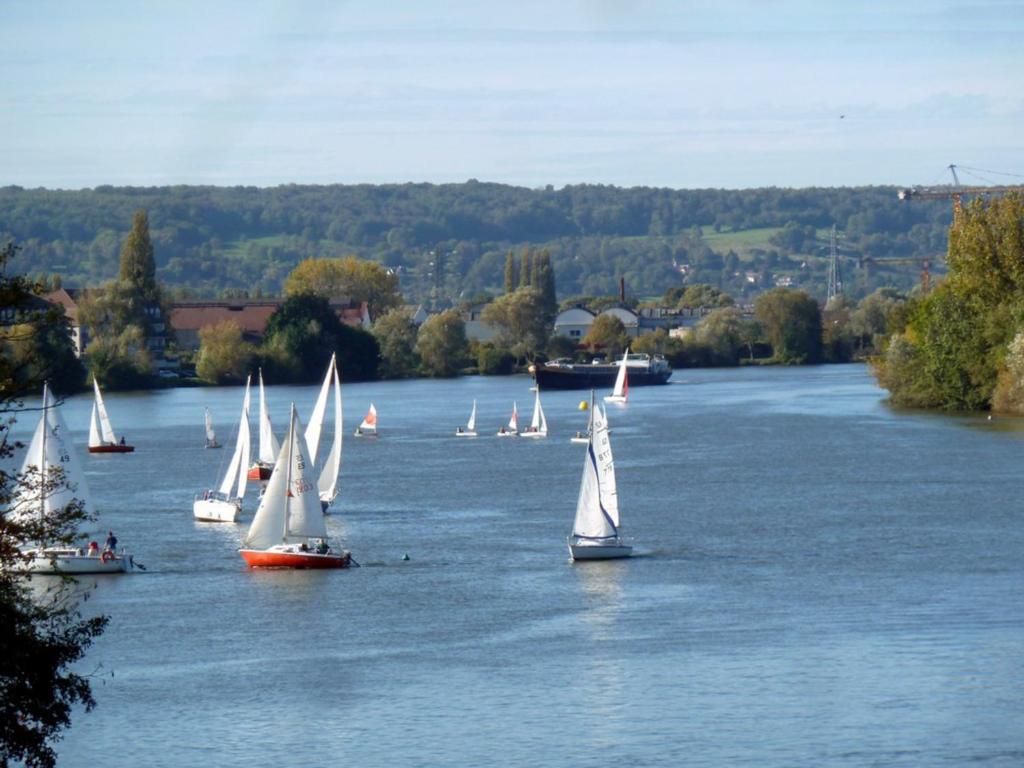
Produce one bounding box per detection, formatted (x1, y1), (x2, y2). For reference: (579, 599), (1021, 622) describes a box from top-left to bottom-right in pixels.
(88, 444), (135, 453)
(568, 539), (632, 561)
(18, 548), (133, 574)
(240, 547), (351, 569)
(193, 497), (242, 523)
(603, 395), (627, 404)
(520, 430), (547, 439)
(455, 431), (477, 437)
(246, 462), (274, 481)
(534, 363), (671, 391)
(570, 436), (589, 444)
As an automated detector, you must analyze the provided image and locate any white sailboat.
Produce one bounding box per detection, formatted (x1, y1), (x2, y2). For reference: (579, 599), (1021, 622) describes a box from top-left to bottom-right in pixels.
(304, 353), (344, 510)
(354, 403), (378, 437)
(456, 400), (477, 437)
(194, 378), (251, 522)
(204, 407), (221, 449)
(239, 403), (351, 569)
(568, 396), (632, 560)
(521, 388), (548, 438)
(11, 384), (134, 573)
(603, 349), (630, 404)
(88, 379), (134, 452)
(247, 368), (278, 480)
(497, 401), (519, 437)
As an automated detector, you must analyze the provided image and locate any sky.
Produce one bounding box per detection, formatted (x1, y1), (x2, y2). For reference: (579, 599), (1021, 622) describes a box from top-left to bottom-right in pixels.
(2, 0), (1023, 190)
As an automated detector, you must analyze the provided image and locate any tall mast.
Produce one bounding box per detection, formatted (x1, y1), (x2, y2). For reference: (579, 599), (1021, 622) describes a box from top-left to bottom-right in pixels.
(40, 382), (49, 522)
(826, 224), (841, 303)
(282, 404), (296, 543)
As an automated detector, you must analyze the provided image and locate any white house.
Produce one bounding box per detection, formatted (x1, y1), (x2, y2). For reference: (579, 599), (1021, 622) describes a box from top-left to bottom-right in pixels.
(553, 306), (596, 340)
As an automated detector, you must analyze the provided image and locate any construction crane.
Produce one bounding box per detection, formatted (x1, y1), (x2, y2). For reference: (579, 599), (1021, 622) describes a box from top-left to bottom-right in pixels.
(860, 256), (934, 293)
(898, 164), (1023, 212)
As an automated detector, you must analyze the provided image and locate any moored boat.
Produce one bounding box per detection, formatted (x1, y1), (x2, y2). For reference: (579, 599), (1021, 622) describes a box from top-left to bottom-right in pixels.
(533, 352), (671, 391)
(11, 384), (134, 574)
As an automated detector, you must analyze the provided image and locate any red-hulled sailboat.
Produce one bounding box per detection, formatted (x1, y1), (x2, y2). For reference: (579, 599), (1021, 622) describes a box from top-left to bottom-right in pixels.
(239, 403), (351, 569)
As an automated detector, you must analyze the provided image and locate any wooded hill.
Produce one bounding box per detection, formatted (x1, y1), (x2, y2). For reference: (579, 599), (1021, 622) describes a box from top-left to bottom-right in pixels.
(0, 182), (952, 302)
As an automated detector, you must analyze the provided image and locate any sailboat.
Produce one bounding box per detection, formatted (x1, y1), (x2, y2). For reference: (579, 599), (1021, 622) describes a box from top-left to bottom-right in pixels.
(568, 395), (632, 560)
(12, 384), (134, 573)
(354, 403), (378, 437)
(455, 400), (477, 437)
(571, 397), (593, 444)
(603, 349), (630, 404)
(88, 379), (134, 453)
(204, 407), (221, 449)
(194, 378), (251, 523)
(304, 354), (343, 511)
(239, 403), (352, 569)
(521, 388), (548, 438)
(497, 401), (518, 437)
(247, 369), (279, 481)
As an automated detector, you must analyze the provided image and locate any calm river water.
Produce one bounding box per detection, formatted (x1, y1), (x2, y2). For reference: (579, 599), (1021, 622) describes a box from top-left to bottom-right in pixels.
(27, 365), (1024, 766)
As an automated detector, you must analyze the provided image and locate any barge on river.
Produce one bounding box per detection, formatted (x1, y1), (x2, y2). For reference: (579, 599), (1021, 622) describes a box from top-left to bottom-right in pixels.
(532, 353), (672, 390)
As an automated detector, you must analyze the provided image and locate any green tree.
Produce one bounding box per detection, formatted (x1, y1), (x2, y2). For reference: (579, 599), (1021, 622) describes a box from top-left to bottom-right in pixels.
(503, 250), (517, 294)
(481, 287), (553, 359)
(695, 307), (747, 364)
(583, 314), (629, 357)
(677, 284), (734, 310)
(85, 325), (153, 389)
(519, 247), (532, 288)
(372, 309), (420, 379)
(0, 314), (83, 397)
(263, 293), (379, 382)
(118, 209), (159, 303)
(283, 256), (402, 320)
(415, 309), (469, 377)
(754, 288), (823, 363)
(195, 321), (255, 384)
(474, 341), (516, 374)
(1, 242), (107, 768)
(850, 288), (905, 351)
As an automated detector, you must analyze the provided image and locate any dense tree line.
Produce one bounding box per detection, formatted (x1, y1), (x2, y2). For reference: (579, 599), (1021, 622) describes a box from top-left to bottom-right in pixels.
(873, 193), (1024, 412)
(0, 183), (951, 302)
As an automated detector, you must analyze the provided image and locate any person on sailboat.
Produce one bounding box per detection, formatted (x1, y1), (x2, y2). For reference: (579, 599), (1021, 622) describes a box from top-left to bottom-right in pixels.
(316, 538), (329, 554)
(119, 435), (126, 446)
(104, 531), (118, 553)
(88, 541), (99, 557)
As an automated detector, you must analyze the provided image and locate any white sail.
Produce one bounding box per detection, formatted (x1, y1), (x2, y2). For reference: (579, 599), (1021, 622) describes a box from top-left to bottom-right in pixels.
(14, 385), (96, 524)
(304, 353), (335, 465)
(88, 402), (101, 447)
(359, 403), (377, 433)
(610, 349), (629, 400)
(592, 405), (620, 526)
(317, 362), (343, 501)
(258, 369), (279, 463)
(92, 379), (118, 444)
(217, 377), (252, 499)
(508, 402), (518, 431)
(529, 389), (548, 435)
(205, 407), (217, 444)
(467, 400), (476, 432)
(571, 440), (617, 540)
(243, 404), (327, 550)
